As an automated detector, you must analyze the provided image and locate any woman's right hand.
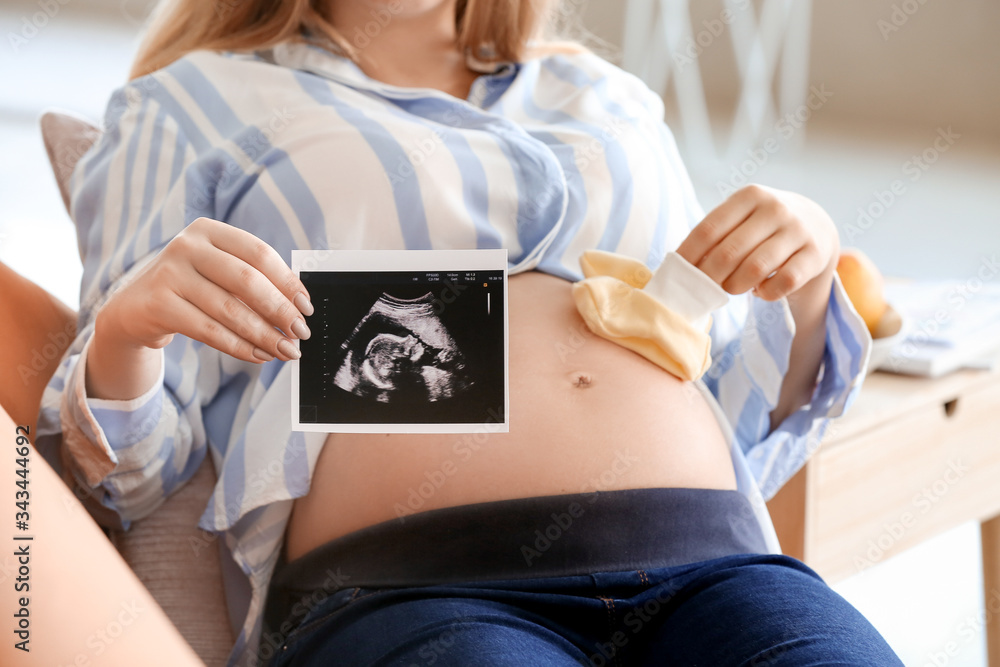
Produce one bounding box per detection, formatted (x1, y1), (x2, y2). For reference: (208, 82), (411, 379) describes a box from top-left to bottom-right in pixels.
(97, 217), (313, 363)
(86, 217), (313, 401)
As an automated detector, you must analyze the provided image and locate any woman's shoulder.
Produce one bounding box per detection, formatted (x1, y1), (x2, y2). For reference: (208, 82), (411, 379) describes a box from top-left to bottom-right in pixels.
(532, 49), (641, 83)
(97, 48), (299, 146)
(527, 48), (664, 116)
(123, 48), (289, 103)
(145, 47), (283, 78)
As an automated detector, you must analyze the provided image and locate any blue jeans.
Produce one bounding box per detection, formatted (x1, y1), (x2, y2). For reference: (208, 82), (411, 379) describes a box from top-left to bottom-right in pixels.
(264, 490), (900, 665)
(266, 553), (901, 666)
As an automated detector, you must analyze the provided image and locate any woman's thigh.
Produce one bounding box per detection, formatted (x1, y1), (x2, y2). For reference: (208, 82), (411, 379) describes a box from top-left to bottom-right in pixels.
(0, 407), (202, 666)
(272, 587), (598, 666)
(269, 555), (902, 667)
(630, 555), (903, 667)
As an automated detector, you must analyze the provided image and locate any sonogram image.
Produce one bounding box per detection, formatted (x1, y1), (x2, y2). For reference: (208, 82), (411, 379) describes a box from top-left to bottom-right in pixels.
(332, 293), (472, 404)
(297, 268), (505, 427)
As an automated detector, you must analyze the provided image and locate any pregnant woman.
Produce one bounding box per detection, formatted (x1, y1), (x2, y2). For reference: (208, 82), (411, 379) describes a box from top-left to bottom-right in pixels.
(37, 0), (901, 664)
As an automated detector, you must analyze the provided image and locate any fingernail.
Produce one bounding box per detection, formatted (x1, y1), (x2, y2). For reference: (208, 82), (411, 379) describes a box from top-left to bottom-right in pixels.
(291, 318), (311, 340)
(252, 348), (275, 362)
(294, 292), (314, 317)
(278, 339), (301, 360)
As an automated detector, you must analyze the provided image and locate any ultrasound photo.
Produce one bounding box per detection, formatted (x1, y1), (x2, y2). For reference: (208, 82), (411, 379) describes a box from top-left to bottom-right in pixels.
(332, 292), (472, 404)
(291, 250), (508, 433)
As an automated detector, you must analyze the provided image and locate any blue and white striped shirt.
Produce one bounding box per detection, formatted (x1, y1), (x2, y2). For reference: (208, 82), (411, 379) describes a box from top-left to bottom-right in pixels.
(37, 41), (871, 666)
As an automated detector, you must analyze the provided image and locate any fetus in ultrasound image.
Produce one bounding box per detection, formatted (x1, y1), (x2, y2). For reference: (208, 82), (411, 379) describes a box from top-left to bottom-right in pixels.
(298, 269), (505, 427)
(333, 293), (472, 404)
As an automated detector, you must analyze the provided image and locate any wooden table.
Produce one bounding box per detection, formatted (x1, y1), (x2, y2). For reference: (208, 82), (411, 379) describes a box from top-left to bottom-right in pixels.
(767, 366), (1000, 663)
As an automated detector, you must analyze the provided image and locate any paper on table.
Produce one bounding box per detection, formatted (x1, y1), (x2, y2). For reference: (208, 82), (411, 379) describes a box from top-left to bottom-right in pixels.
(884, 280), (1000, 347)
(880, 279), (1000, 376)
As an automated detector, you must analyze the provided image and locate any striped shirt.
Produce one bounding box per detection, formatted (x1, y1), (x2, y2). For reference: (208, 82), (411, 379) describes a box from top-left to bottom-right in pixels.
(36, 41), (871, 666)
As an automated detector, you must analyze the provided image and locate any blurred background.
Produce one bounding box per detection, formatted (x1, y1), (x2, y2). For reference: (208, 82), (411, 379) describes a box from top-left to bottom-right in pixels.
(1, 0), (998, 664)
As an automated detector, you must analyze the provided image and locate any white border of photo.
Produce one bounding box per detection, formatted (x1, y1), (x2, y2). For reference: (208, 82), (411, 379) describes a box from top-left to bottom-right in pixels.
(291, 248), (509, 433)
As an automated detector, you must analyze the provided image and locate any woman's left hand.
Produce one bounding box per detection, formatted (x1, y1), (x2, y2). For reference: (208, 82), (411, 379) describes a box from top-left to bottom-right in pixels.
(676, 184), (840, 302)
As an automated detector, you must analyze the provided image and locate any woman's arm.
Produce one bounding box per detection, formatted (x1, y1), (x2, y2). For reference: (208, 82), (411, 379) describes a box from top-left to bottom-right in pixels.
(633, 81), (866, 498)
(770, 254), (837, 430)
(63, 217), (313, 527)
(676, 185), (842, 431)
(87, 217), (311, 402)
(55, 75), (311, 526)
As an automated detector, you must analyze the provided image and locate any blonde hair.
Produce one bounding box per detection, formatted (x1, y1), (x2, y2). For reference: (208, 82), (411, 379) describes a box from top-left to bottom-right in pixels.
(130, 0), (579, 80)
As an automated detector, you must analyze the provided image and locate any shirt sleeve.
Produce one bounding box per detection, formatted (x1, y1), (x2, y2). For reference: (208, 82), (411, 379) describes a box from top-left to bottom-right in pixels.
(703, 274), (872, 500)
(54, 75), (218, 528)
(59, 338), (198, 526)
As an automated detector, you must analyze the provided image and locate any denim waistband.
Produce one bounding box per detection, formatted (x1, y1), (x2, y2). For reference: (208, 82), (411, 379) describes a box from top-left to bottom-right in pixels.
(265, 488), (768, 636)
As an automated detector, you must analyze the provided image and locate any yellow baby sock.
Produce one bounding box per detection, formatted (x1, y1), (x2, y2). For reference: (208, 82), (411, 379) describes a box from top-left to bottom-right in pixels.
(572, 250), (730, 381)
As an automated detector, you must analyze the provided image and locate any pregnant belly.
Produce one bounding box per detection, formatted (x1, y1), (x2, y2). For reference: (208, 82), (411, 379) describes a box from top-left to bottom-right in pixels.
(285, 271), (737, 561)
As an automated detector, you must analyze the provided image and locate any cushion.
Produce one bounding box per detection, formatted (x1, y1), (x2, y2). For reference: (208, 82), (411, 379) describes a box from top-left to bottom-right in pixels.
(38, 111), (234, 665)
(109, 457), (235, 665)
(39, 110), (101, 213)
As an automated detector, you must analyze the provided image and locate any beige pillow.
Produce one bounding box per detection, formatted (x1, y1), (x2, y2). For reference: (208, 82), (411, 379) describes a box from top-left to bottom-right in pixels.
(39, 110), (235, 665)
(39, 111), (101, 214)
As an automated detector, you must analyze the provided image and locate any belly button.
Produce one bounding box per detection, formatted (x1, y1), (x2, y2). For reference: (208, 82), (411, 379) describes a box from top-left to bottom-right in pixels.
(568, 371), (593, 388)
